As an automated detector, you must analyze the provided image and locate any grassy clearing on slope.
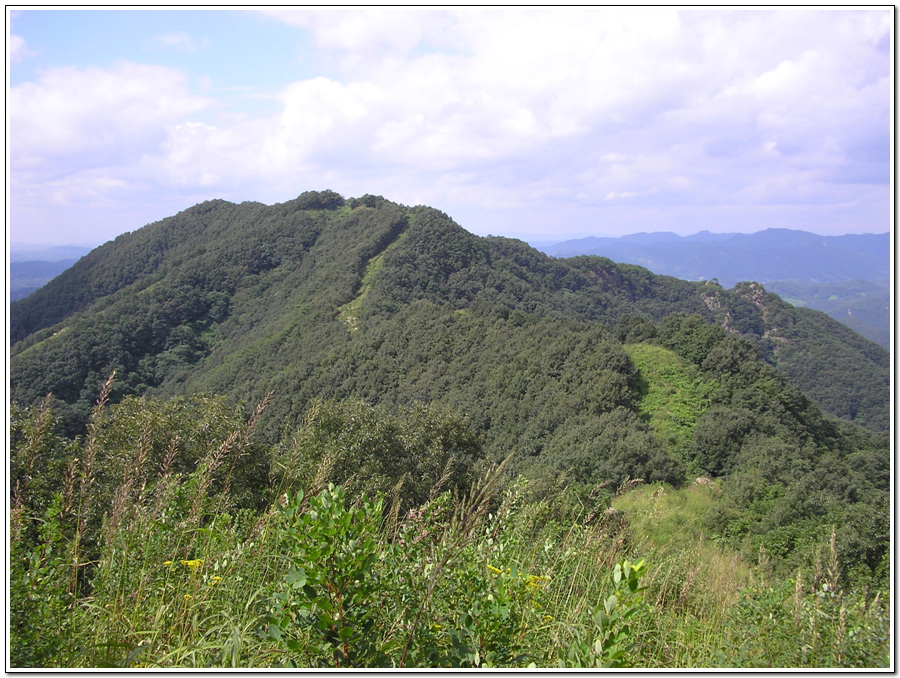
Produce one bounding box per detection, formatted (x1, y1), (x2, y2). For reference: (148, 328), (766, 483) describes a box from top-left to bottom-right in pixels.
(611, 481), (889, 668)
(624, 343), (716, 470)
(339, 249), (389, 331)
(614, 481), (753, 610)
(613, 482), (758, 666)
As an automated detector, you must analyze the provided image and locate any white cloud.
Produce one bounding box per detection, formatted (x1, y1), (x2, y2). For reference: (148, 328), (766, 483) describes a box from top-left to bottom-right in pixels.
(9, 8), (892, 243)
(9, 33), (36, 62)
(154, 31), (209, 53)
(10, 61), (212, 171)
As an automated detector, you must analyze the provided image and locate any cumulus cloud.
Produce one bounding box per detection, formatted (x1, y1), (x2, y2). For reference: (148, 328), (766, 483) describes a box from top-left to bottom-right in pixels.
(9, 8), (891, 242)
(9, 33), (36, 62)
(10, 61), (212, 171)
(257, 8), (889, 215)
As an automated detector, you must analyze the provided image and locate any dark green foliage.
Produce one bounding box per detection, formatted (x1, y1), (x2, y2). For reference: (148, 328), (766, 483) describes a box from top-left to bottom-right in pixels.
(10, 193), (888, 434)
(8, 191), (889, 620)
(728, 283), (889, 431)
(657, 312), (728, 367)
(271, 399), (484, 510)
(525, 407), (684, 494)
(614, 314), (658, 343)
(295, 189), (346, 210)
(691, 406), (756, 477)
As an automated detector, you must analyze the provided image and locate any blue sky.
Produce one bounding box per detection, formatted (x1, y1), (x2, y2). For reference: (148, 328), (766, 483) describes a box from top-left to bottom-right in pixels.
(8, 8), (893, 246)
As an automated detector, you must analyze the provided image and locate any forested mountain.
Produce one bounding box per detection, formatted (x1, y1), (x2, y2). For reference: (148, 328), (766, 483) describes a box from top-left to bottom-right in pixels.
(537, 229), (892, 348)
(9, 191), (891, 667)
(10, 191), (889, 436)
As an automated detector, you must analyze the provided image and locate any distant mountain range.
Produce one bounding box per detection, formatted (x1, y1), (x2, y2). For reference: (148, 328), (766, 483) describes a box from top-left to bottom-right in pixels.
(10, 244), (95, 263)
(536, 229), (891, 349)
(537, 228), (888, 287)
(9, 245), (94, 302)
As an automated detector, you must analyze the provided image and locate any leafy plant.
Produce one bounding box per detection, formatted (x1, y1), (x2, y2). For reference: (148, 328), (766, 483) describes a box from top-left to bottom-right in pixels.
(558, 559), (647, 668)
(266, 485), (385, 667)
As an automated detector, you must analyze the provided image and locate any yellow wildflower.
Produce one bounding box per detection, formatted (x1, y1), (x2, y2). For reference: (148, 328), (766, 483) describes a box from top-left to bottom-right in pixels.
(163, 561), (173, 566)
(183, 594), (192, 602)
(180, 559), (203, 571)
(486, 565), (502, 575)
(211, 576), (223, 584)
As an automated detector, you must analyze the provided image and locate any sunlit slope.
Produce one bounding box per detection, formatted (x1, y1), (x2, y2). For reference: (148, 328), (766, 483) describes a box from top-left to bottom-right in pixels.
(10, 191), (889, 433)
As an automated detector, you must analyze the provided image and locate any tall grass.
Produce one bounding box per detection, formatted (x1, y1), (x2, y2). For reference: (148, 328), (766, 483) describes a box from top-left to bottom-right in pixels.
(612, 482), (891, 668)
(8, 394), (890, 668)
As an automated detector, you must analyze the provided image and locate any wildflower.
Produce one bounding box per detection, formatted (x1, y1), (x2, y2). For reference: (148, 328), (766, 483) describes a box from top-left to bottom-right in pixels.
(487, 565), (502, 575)
(180, 559), (203, 572)
(183, 594), (192, 602)
(163, 561), (173, 566)
(211, 576), (222, 584)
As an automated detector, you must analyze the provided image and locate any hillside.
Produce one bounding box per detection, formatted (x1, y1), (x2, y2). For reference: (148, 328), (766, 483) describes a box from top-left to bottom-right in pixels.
(9, 191), (891, 667)
(537, 229), (892, 348)
(10, 192), (889, 436)
(765, 279), (890, 350)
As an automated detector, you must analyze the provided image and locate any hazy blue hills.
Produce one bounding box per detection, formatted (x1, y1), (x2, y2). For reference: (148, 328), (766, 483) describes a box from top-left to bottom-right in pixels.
(10, 244), (94, 262)
(10, 259), (82, 302)
(765, 278), (890, 350)
(9, 244), (94, 302)
(538, 228), (889, 287)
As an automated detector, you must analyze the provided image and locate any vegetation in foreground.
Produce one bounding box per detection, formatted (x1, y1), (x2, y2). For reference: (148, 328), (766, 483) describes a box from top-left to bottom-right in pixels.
(9, 384), (890, 669)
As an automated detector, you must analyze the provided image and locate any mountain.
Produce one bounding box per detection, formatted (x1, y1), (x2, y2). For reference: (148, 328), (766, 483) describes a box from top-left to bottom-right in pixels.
(10, 243), (94, 263)
(9, 191), (891, 618)
(538, 228), (890, 287)
(11, 192), (889, 443)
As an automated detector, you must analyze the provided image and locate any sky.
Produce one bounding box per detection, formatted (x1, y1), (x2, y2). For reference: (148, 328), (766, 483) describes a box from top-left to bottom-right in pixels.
(7, 7), (893, 247)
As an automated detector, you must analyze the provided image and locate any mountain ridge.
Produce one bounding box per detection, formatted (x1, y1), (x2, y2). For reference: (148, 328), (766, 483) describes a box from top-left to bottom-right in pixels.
(537, 227), (889, 286)
(10, 192), (889, 436)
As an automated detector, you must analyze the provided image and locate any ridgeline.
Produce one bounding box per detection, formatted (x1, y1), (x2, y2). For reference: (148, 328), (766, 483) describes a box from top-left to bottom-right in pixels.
(9, 191), (890, 667)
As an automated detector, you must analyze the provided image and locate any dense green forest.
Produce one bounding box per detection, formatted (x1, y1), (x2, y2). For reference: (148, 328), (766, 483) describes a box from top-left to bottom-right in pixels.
(8, 192), (891, 667)
(9, 191), (889, 434)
